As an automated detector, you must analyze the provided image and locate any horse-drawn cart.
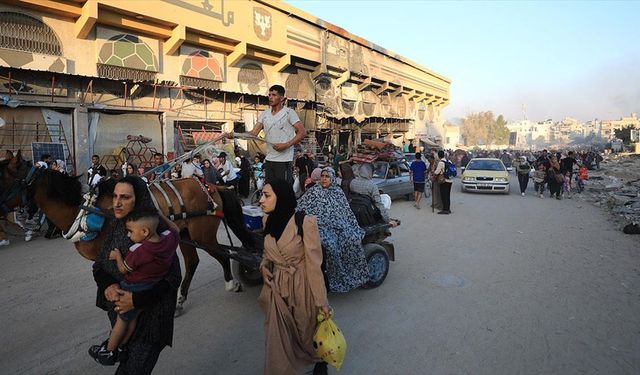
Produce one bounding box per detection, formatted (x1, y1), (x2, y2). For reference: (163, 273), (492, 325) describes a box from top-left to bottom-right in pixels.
(221, 221), (397, 290)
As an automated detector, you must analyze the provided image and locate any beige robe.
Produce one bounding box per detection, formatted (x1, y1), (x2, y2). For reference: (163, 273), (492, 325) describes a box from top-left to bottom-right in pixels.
(258, 215), (329, 375)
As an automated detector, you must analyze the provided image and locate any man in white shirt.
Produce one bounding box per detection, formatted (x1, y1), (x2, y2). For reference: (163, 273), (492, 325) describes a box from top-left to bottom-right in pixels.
(248, 84), (305, 185)
(218, 152), (238, 188)
(181, 154), (204, 179)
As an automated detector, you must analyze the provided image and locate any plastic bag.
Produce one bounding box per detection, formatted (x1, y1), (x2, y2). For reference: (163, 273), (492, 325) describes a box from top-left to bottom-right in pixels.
(293, 176), (301, 194)
(313, 310), (346, 370)
(256, 177), (264, 191)
(380, 193), (391, 210)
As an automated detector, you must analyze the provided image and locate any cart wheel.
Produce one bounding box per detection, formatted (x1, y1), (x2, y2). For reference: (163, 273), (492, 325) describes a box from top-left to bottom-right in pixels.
(231, 260), (263, 286)
(362, 243), (389, 289)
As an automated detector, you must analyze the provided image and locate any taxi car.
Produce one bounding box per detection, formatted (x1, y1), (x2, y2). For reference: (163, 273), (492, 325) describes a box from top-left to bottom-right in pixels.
(461, 158), (510, 193)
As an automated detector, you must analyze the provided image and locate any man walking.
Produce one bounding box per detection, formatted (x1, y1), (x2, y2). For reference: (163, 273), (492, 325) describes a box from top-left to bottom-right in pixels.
(248, 84), (305, 185)
(409, 152), (427, 209)
(87, 154), (107, 187)
(434, 150), (453, 214)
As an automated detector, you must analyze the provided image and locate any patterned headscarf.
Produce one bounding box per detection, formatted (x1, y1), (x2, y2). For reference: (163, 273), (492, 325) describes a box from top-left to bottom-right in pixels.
(310, 167), (323, 182)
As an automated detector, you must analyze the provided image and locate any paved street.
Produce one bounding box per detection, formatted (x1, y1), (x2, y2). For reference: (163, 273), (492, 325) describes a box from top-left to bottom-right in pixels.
(1, 181), (639, 375)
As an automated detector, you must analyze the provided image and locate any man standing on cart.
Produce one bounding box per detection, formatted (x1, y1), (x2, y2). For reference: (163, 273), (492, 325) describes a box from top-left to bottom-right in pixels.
(247, 85), (306, 185)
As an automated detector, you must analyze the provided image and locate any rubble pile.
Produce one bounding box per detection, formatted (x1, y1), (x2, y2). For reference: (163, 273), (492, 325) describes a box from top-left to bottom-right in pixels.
(575, 153), (640, 234)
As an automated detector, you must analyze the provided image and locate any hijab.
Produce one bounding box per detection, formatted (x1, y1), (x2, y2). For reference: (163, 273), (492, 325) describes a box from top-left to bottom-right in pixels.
(310, 167), (323, 182)
(263, 178), (297, 241)
(321, 167), (336, 185)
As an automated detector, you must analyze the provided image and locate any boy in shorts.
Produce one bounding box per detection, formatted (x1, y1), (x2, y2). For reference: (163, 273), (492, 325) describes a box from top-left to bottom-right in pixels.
(90, 209), (179, 365)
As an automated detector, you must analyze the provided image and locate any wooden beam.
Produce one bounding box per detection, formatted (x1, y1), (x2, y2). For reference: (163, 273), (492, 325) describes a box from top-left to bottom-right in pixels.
(5, 0), (81, 18)
(75, 0), (97, 39)
(373, 82), (389, 95)
(273, 54), (291, 72)
(246, 48), (280, 64)
(312, 64), (325, 79)
(100, 8), (171, 39)
(407, 89), (420, 99)
(358, 76), (372, 91)
(185, 33), (236, 54)
(334, 70), (350, 86)
(164, 25), (186, 55)
(227, 42), (247, 67)
(391, 85), (404, 97)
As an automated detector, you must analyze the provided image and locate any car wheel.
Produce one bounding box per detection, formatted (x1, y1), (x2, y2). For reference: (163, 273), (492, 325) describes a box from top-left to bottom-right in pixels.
(361, 243), (389, 289)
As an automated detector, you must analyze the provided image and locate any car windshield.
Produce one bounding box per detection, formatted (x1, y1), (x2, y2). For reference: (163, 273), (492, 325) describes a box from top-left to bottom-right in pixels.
(466, 160), (505, 171)
(373, 162), (388, 179)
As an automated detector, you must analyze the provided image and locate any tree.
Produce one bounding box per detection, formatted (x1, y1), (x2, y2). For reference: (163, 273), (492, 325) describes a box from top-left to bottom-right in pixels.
(461, 111), (495, 146)
(460, 111), (510, 146)
(614, 125), (636, 143)
(492, 115), (510, 145)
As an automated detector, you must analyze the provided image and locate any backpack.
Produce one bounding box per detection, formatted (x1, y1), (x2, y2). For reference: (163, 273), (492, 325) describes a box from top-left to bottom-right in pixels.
(443, 159), (457, 178)
(349, 193), (382, 227)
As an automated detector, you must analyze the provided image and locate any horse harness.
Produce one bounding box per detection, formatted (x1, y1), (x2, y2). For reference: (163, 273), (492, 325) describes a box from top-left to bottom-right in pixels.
(147, 178), (221, 221)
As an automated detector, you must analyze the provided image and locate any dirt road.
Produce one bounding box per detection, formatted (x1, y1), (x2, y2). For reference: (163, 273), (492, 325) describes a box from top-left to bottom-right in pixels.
(1, 181), (639, 375)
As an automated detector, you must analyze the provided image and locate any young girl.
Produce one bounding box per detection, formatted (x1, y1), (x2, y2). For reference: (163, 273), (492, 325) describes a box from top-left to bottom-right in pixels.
(532, 164), (547, 198)
(576, 165), (588, 193)
(562, 171), (571, 198)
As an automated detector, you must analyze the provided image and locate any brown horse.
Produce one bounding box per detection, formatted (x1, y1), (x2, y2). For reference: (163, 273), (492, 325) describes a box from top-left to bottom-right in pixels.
(15, 160), (254, 315)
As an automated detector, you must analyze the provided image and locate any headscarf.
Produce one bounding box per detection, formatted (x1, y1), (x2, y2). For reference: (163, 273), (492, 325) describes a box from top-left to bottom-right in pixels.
(310, 167), (323, 182)
(263, 178), (297, 241)
(355, 163), (373, 180)
(55, 159), (66, 173)
(94, 174), (180, 347)
(320, 167), (336, 184)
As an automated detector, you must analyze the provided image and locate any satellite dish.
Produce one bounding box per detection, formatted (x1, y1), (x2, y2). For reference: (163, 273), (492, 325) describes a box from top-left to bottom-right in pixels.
(0, 116), (5, 128)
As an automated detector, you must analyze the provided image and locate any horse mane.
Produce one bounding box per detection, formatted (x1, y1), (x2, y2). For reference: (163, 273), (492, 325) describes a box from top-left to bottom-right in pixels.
(43, 169), (83, 206)
(218, 189), (255, 249)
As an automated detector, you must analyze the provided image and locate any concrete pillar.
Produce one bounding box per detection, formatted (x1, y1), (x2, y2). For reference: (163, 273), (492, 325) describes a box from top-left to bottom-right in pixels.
(73, 105), (90, 175)
(162, 113), (178, 158)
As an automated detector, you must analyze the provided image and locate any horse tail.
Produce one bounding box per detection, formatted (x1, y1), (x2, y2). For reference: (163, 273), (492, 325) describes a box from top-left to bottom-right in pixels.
(218, 190), (255, 249)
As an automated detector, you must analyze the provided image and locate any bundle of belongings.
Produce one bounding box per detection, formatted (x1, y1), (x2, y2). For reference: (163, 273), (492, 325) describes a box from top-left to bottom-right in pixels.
(350, 139), (403, 163)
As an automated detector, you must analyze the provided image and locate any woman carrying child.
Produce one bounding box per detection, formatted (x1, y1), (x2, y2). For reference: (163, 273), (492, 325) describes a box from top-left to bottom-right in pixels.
(89, 176), (181, 374)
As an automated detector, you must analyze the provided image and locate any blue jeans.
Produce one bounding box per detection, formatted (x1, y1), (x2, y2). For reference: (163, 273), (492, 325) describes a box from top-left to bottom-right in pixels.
(118, 281), (156, 322)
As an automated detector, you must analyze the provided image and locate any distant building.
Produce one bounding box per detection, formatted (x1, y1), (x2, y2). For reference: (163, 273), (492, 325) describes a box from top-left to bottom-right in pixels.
(506, 119), (551, 148)
(443, 123), (460, 149)
(601, 113), (639, 140)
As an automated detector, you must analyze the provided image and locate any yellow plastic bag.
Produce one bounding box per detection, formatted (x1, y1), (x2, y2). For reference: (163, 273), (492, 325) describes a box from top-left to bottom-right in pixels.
(313, 310), (347, 370)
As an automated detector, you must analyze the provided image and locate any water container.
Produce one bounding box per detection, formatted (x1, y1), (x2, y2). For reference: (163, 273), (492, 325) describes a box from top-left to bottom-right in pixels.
(242, 205), (264, 230)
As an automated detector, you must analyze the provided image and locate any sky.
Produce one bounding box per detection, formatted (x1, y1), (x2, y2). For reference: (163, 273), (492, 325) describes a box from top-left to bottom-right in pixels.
(286, 0), (640, 123)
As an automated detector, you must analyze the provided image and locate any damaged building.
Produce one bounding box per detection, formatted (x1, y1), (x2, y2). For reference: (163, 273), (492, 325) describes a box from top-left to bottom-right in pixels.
(0, 0), (450, 174)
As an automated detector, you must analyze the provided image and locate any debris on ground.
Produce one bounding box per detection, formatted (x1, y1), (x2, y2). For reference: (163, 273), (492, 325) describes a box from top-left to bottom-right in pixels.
(574, 153), (640, 234)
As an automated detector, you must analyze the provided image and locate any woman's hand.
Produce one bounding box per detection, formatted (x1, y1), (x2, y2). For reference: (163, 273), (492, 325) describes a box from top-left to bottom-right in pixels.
(104, 283), (121, 302)
(109, 249), (121, 261)
(260, 265), (273, 286)
(114, 290), (134, 314)
(320, 305), (332, 321)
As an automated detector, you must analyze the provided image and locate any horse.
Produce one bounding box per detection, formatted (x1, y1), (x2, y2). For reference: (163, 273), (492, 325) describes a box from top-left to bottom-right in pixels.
(10, 155), (254, 315)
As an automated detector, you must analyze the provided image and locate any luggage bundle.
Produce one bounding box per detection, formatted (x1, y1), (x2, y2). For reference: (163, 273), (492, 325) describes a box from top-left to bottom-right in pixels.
(350, 139), (402, 163)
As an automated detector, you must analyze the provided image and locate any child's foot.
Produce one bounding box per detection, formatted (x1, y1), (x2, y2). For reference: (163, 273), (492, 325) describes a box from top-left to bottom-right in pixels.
(88, 340), (118, 366)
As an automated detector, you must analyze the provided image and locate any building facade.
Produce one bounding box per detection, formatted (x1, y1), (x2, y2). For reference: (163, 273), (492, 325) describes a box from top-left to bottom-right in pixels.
(0, 0), (450, 173)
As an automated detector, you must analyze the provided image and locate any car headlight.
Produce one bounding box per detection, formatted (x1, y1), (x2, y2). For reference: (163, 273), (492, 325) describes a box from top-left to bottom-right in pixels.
(463, 176), (475, 181)
(494, 177), (508, 182)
